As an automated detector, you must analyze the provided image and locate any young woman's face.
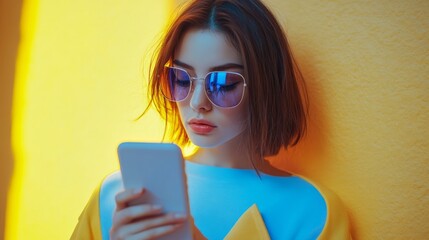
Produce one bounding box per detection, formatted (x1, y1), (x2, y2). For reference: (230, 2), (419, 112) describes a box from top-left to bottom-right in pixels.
(174, 29), (249, 149)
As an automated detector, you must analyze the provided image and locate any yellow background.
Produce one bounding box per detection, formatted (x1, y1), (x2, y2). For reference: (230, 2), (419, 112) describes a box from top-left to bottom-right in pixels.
(1, 0), (428, 239)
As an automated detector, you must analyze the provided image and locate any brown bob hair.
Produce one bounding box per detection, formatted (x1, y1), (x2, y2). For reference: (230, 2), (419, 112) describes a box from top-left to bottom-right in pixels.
(146, 0), (307, 163)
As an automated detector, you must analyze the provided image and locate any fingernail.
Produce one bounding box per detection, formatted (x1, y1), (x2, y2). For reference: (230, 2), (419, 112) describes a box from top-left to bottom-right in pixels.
(152, 205), (162, 210)
(173, 213), (186, 219)
(134, 188), (146, 194)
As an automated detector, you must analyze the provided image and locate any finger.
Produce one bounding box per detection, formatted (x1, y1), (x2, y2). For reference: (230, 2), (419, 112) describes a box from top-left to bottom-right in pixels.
(129, 223), (184, 240)
(111, 204), (163, 231)
(117, 213), (187, 237)
(115, 188), (145, 210)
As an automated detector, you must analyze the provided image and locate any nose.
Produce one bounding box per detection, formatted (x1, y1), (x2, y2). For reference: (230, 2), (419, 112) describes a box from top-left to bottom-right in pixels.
(189, 79), (212, 112)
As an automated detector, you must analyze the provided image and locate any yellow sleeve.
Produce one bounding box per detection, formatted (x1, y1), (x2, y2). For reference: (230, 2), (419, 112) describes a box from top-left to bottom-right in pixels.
(315, 183), (352, 240)
(70, 183), (103, 240)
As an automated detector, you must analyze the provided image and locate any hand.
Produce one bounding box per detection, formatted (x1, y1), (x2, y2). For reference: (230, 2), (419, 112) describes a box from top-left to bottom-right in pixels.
(110, 188), (187, 240)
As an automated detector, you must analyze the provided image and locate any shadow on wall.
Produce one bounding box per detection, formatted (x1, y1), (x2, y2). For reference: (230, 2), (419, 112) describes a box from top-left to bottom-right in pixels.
(0, 0), (22, 239)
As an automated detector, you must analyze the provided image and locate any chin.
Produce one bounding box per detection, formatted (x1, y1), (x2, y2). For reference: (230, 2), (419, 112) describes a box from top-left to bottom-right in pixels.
(187, 131), (246, 150)
(188, 134), (225, 148)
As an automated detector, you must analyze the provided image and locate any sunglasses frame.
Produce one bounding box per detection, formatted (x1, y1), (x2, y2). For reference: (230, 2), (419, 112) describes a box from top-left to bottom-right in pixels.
(162, 66), (247, 109)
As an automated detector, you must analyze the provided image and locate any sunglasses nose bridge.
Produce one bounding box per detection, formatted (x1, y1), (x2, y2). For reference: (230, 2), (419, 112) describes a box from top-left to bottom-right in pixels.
(188, 76), (213, 112)
(189, 77), (206, 92)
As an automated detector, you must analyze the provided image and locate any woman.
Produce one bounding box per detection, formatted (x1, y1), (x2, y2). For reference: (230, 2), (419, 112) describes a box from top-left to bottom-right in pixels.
(72, 0), (351, 239)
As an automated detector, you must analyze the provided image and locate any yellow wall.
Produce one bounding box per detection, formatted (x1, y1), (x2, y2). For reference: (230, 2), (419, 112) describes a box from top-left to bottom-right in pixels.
(266, 0), (429, 239)
(7, 0), (173, 239)
(3, 0), (428, 239)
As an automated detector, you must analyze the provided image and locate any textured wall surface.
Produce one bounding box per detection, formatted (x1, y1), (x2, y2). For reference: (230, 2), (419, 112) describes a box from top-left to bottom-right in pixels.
(264, 0), (429, 239)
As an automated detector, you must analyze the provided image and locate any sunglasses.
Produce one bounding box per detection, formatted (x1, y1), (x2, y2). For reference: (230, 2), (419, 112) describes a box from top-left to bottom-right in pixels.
(160, 66), (247, 108)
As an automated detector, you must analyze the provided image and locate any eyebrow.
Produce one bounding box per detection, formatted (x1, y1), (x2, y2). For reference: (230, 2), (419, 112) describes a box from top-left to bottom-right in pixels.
(173, 59), (244, 72)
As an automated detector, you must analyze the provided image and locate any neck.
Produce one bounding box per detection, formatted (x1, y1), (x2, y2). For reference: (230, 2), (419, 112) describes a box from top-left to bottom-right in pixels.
(187, 137), (254, 169)
(186, 140), (292, 176)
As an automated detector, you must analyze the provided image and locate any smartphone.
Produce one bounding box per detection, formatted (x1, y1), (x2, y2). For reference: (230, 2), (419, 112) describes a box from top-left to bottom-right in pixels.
(117, 142), (192, 240)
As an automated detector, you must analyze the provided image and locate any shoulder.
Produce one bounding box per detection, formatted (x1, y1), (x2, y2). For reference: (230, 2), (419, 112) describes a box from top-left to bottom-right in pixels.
(256, 172), (351, 239)
(257, 174), (326, 238)
(70, 171), (122, 240)
(71, 180), (103, 239)
(294, 175), (352, 240)
(100, 171), (123, 200)
(99, 171), (123, 239)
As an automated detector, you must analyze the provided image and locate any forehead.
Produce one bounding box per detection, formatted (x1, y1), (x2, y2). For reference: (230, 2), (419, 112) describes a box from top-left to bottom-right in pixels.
(174, 29), (242, 71)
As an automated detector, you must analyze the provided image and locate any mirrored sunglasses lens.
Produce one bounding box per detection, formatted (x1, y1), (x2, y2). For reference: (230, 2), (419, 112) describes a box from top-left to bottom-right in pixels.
(161, 67), (190, 101)
(205, 72), (245, 107)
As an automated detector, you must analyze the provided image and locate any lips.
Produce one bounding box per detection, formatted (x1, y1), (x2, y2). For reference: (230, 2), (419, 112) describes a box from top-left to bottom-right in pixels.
(188, 119), (216, 135)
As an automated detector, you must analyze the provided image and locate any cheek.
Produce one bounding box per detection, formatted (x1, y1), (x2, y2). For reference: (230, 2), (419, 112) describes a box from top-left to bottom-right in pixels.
(176, 100), (188, 114)
(239, 107), (250, 129)
(238, 97), (250, 131)
(223, 102), (249, 130)
(237, 94), (250, 121)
